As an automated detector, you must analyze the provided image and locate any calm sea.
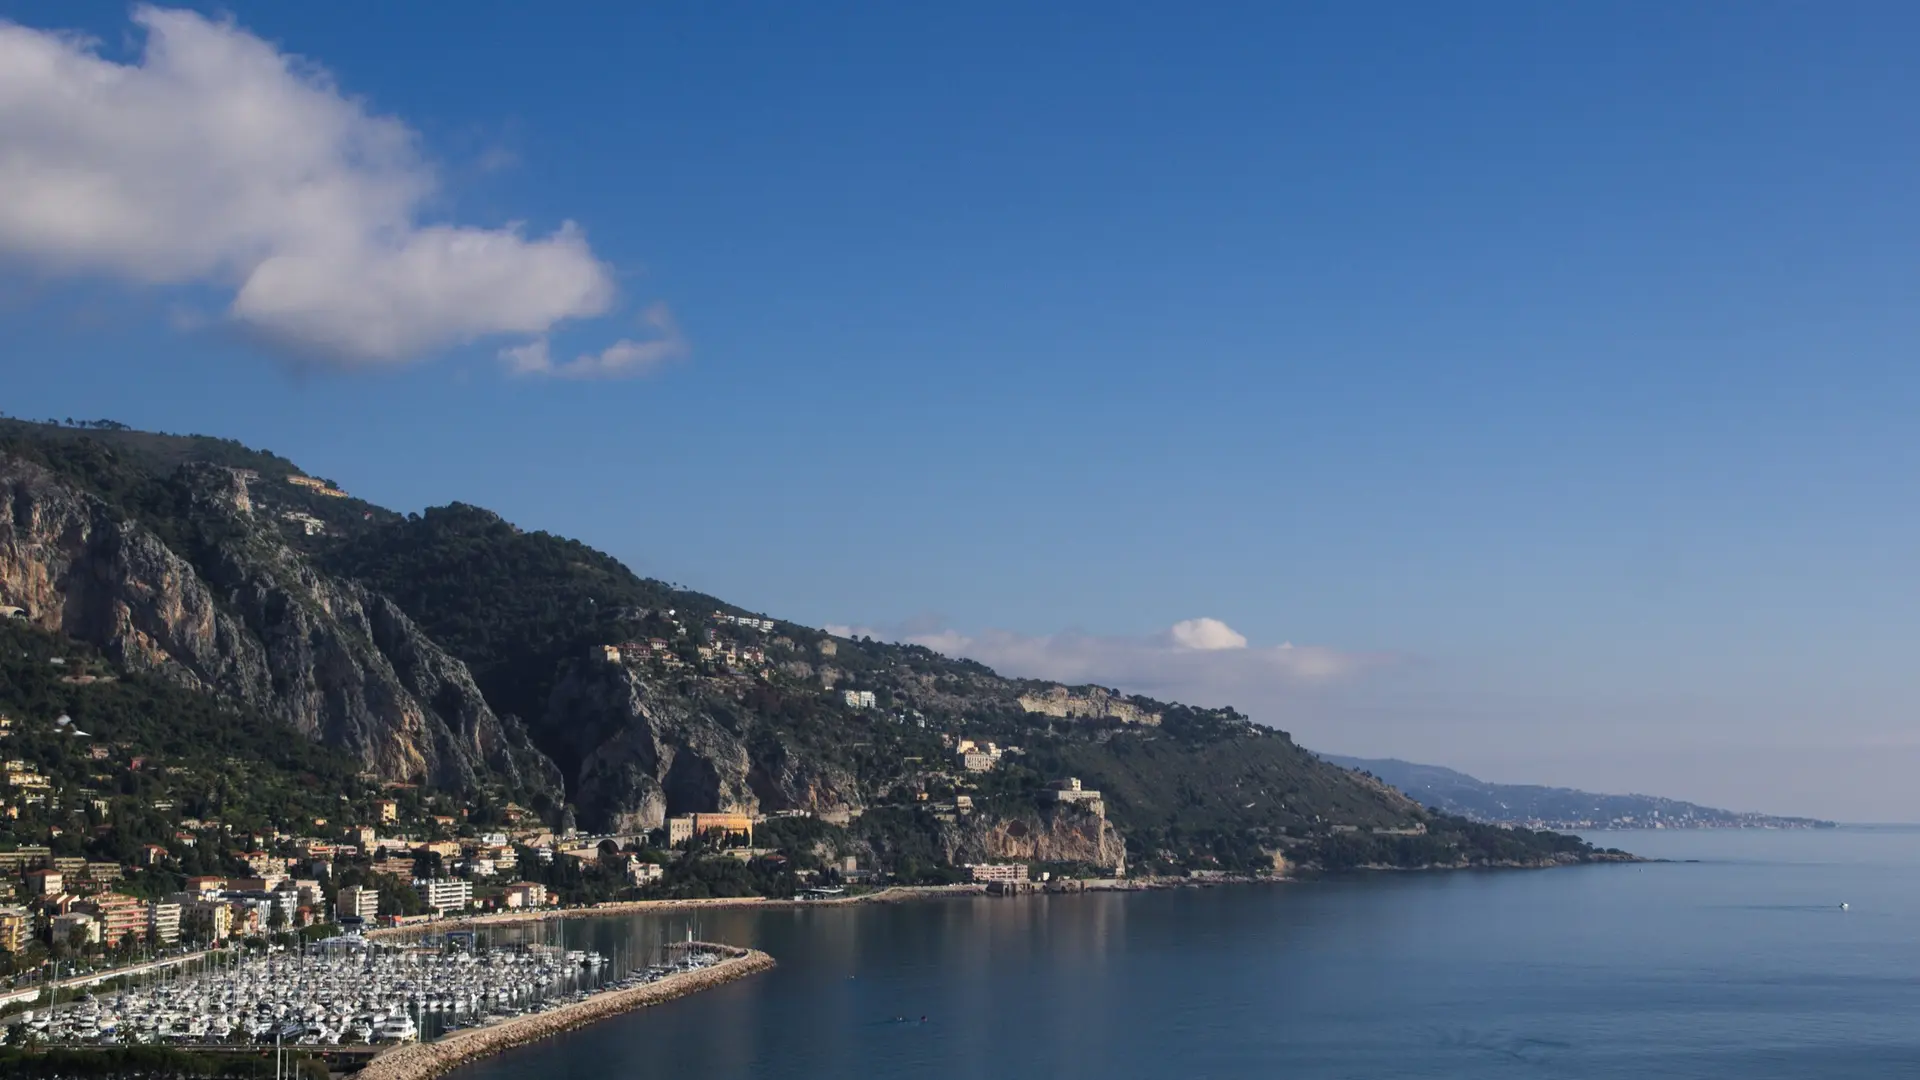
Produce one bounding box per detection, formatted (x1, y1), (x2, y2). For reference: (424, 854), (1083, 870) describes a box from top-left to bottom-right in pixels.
(456, 827), (1920, 1079)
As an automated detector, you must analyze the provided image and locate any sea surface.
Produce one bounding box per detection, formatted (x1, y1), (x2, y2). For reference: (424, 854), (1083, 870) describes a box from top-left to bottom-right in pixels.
(456, 827), (1920, 1079)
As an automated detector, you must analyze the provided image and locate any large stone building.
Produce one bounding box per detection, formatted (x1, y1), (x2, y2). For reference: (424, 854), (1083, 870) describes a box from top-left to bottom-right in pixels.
(667, 813), (754, 847)
(968, 863), (1030, 885)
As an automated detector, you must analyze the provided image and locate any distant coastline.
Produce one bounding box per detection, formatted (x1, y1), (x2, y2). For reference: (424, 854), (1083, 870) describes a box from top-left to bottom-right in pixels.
(1320, 754), (1836, 831)
(370, 858), (1649, 940)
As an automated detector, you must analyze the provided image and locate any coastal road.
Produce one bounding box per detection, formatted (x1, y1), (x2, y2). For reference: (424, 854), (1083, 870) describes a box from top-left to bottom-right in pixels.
(1, 948), (221, 1010)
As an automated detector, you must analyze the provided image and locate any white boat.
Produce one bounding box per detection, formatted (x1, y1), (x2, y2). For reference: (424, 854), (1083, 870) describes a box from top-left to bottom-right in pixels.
(374, 1016), (419, 1042)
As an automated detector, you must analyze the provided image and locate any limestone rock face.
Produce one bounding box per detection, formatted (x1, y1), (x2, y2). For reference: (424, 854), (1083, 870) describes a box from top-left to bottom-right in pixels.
(545, 660), (863, 833)
(1016, 685), (1161, 726)
(0, 456), (558, 793)
(951, 804), (1128, 871)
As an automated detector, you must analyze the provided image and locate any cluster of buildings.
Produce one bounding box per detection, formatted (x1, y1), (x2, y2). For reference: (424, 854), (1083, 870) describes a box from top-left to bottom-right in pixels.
(955, 738), (1020, 773)
(601, 640), (671, 667)
(0, 809), (585, 957)
(2, 716), (162, 817)
(593, 608), (776, 677)
(699, 639), (767, 667)
(366, 828), (522, 879)
(712, 612), (776, 633)
(0, 855), (323, 953)
(549, 842), (666, 887)
(601, 637), (768, 671)
(843, 690), (877, 710)
(4, 756), (51, 811)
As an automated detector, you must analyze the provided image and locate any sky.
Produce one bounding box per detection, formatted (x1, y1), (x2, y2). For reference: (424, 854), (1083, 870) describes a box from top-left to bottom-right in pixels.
(3, 3), (1919, 821)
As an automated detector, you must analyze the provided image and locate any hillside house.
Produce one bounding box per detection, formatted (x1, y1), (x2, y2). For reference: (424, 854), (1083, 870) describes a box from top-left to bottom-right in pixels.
(286, 476), (349, 498)
(280, 511), (326, 536)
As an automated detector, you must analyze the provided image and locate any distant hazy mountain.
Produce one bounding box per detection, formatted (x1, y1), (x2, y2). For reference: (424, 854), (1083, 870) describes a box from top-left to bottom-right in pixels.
(1319, 755), (1834, 830)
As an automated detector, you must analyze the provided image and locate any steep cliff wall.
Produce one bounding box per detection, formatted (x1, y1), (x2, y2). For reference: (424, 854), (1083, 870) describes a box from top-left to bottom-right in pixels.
(544, 660), (863, 833)
(944, 804), (1127, 871)
(0, 455), (557, 794)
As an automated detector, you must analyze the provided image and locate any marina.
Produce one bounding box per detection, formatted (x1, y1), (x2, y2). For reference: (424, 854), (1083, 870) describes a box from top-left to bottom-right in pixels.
(5, 925), (732, 1051)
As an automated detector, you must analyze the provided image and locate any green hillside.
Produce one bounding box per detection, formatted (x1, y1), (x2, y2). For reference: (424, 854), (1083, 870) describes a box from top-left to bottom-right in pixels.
(320, 502), (745, 725)
(0, 619), (378, 869)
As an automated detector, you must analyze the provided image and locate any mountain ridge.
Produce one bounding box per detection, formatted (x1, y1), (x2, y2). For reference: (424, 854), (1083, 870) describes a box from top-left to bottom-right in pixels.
(0, 417), (1617, 878)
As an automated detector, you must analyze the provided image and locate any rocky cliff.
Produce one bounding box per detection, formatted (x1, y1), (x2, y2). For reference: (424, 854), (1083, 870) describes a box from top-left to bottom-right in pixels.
(544, 659), (864, 833)
(1017, 686), (1161, 726)
(0, 455), (558, 794)
(950, 804), (1127, 871)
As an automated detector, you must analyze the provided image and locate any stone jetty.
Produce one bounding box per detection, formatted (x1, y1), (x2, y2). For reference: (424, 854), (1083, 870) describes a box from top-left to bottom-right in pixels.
(355, 945), (775, 1080)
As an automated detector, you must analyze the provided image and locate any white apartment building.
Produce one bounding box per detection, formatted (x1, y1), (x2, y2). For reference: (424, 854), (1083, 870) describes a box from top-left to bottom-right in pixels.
(148, 902), (182, 945)
(338, 885), (380, 922)
(418, 878), (472, 914)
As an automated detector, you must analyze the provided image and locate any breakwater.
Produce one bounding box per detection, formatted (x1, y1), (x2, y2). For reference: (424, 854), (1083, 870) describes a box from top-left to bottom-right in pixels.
(355, 945), (775, 1080)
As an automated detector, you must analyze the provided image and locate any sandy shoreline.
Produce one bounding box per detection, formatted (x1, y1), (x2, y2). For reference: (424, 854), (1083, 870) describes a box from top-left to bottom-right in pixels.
(354, 945), (775, 1080)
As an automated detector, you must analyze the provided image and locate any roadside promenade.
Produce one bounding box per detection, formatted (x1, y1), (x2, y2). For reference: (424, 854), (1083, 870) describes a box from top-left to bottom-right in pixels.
(363, 883), (991, 939)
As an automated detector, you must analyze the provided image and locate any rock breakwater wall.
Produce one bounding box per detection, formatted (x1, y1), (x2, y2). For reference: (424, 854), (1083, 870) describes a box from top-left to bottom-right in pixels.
(356, 946), (774, 1080)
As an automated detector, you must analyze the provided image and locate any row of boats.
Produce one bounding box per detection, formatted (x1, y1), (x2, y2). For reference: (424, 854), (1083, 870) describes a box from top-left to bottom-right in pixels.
(5, 940), (661, 1047)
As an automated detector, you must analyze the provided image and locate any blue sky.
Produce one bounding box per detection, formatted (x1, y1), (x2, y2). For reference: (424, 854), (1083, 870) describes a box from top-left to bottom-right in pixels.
(4, 3), (1920, 819)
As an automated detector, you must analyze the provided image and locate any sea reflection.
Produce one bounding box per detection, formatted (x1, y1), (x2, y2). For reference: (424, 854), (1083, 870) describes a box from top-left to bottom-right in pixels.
(452, 834), (1920, 1080)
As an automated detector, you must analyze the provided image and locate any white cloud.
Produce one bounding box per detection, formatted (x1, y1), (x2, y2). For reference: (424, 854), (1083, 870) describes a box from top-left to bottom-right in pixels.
(828, 617), (1384, 722)
(502, 303), (689, 380)
(0, 6), (622, 364)
(1166, 617), (1248, 651)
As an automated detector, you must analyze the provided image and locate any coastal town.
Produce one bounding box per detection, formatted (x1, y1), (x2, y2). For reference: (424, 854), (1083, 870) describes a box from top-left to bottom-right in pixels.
(0, 769), (806, 1071)
(0, 776), (1055, 968)
(0, 684), (1105, 1028)
(0, 419), (1645, 1075)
